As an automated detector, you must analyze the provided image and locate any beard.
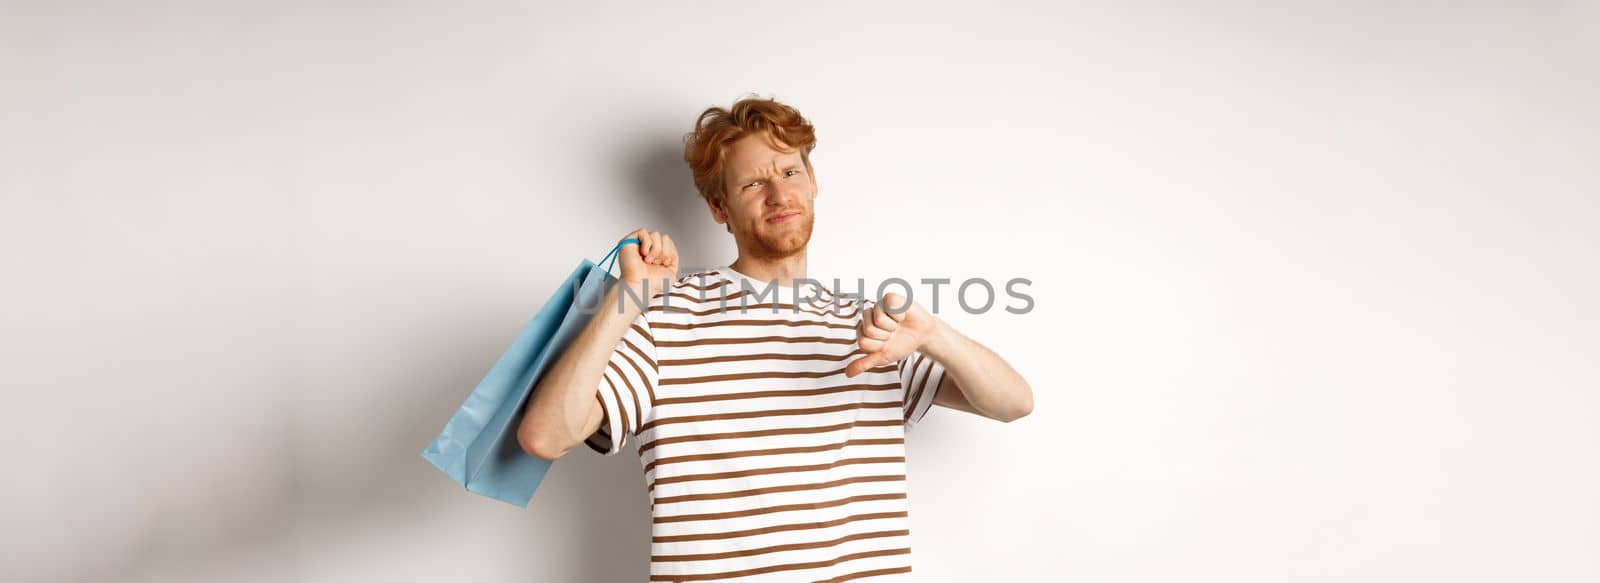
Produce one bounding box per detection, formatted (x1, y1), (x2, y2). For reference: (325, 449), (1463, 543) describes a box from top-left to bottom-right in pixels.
(741, 211), (814, 260)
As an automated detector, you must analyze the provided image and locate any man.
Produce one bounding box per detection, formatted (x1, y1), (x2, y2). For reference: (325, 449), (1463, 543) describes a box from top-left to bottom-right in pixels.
(518, 95), (1033, 582)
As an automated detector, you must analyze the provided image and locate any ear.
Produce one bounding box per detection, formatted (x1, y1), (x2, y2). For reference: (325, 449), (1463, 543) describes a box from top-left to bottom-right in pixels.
(703, 194), (727, 225)
(805, 161), (818, 199)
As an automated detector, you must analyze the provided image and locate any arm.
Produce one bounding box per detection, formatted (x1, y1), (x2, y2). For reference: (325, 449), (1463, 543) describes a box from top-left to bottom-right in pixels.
(516, 229), (678, 460)
(845, 293), (1033, 423)
(918, 318), (1033, 422)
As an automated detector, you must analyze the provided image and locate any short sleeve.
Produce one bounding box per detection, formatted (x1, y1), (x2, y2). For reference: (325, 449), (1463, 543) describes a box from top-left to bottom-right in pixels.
(582, 310), (659, 456)
(899, 351), (947, 429)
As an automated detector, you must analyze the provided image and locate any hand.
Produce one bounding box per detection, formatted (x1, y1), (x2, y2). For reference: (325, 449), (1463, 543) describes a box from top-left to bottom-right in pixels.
(617, 228), (678, 288)
(844, 292), (939, 377)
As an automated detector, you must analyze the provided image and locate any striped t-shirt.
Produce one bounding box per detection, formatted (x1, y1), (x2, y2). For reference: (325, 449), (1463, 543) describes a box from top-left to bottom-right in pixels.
(583, 266), (948, 582)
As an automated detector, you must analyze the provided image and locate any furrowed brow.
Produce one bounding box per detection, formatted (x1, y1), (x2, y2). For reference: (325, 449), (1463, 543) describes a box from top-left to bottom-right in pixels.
(736, 161), (802, 185)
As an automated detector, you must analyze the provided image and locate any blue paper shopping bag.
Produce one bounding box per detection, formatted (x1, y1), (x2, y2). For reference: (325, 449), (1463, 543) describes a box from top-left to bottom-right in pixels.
(421, 238), (638, 507)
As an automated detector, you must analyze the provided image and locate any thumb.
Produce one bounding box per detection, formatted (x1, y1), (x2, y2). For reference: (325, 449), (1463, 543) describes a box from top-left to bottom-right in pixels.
(845, 352), (892, 377)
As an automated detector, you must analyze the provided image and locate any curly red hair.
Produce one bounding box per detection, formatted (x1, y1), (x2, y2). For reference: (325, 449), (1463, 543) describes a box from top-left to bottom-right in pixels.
(682, 93), (817, 204)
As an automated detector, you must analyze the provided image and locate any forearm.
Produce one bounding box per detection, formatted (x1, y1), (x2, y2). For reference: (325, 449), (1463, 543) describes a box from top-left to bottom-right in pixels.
(919, 318), (1034, 422)
(519, 279), (645, 457)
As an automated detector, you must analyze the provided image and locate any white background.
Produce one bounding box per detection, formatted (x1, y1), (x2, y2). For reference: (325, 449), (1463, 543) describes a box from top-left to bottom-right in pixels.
(3, 1), (1598, 581)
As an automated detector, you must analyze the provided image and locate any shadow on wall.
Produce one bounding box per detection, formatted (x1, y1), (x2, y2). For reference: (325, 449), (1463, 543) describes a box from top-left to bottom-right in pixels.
(104, 133), (719, 583)
(620, 128), (734, 273)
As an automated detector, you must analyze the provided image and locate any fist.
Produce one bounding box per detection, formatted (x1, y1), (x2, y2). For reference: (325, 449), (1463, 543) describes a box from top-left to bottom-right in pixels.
(845, 292), (937, 377)
(618, 228), (678, 287)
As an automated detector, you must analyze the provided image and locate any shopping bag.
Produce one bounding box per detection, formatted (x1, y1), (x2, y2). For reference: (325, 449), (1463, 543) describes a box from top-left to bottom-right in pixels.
(421, 237), (637, 507)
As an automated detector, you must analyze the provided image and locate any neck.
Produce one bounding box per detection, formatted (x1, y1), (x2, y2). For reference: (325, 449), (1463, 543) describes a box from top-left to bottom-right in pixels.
(729, 250), (808, 287)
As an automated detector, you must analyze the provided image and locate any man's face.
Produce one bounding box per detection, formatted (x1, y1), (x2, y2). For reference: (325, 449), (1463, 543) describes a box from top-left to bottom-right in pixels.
(707, 132), (817, 260)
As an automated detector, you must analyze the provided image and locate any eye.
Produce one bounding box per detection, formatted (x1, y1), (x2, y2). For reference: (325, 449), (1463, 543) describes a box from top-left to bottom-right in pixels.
(785, 170), (800, 177)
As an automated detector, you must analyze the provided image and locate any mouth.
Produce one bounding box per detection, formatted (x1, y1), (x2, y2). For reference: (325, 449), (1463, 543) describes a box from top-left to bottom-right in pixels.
(765, 210), (800, 224)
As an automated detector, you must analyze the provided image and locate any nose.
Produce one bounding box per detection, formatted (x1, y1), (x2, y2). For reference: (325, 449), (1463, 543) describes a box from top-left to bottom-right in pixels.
(766, 177), (799, 207)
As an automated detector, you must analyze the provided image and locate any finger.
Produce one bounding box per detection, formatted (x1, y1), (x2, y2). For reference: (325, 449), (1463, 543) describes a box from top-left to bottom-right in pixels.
(872, 307), (899, 332)
(881, 293), (909, 321)
(858, 336), (885, 353)
(859, 321), (891, 341)
(640, 230), (655, 258)
(845, 352), (891, 377)
(662, 235), (678, 268)
(650, 232), (664, 263)
(624, 229), (646, 257)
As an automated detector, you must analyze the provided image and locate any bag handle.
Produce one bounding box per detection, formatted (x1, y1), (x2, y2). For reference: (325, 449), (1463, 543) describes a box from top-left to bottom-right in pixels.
(598, 237), (641, 275)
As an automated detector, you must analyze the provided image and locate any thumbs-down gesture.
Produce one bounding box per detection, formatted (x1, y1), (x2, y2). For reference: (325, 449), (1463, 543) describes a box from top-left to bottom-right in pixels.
(844, 292), (939, 377)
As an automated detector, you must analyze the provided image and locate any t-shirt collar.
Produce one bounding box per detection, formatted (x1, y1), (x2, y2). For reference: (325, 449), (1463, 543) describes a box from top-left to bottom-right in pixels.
(719, 264), (823, 300)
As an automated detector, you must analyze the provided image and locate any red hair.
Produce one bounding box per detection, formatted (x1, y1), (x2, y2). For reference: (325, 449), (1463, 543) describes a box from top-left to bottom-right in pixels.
(682, 93), (817, 204)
